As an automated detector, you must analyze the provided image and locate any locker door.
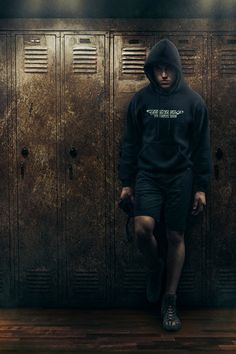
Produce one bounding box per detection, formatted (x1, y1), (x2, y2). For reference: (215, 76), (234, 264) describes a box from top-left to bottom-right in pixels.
(114, 34), (157, 306)
(0, 35), (11, 305)
(162, 34), (208, 306)
(63, 34), (107, 306)
(15, 34), (59, 305)
(114, 34), (207, 306)
(210, 35), (236, 306)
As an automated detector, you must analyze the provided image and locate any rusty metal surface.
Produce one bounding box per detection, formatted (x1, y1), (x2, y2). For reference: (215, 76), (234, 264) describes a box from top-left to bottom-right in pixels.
(10, 32), (109, 307)
(0, 34), (11, 306)
(0, 20), (235, 307)
(210, 34), (236, 306)
(62, 34), (107, 306)
(15, 34), (59, 305)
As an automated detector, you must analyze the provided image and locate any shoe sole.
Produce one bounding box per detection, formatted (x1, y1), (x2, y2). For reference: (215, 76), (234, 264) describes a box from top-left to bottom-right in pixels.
(162, 323), (182, 331)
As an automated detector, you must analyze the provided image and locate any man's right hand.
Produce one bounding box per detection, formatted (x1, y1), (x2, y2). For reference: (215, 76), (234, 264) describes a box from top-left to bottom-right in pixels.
(120, 187), (134, 203)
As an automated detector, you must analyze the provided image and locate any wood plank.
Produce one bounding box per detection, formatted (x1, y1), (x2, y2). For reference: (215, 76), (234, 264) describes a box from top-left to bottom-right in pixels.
(0, 309), (234, 352)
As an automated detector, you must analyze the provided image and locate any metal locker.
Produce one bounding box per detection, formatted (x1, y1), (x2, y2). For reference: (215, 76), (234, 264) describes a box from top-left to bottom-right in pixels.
(114, 33), (207, 306)
(114, 34), (157, 306)
(0, 34), (11, 306)
(15, 34), (59, 306)
(162, 34), (207, 306)
(62, 34), (107, 306)
(210, 34), (236, 306)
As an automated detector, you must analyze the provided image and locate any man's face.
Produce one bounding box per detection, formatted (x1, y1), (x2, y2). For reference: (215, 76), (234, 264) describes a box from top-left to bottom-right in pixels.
(153, 64), (177, 89)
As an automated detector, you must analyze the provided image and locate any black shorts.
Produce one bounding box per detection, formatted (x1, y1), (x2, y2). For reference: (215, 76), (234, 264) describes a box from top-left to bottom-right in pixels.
(133, 167), (193, 233)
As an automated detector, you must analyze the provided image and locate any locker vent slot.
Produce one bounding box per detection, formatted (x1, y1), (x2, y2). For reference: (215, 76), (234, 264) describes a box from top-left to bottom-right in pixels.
(179, 49), (196, 75)
(24, 47), (48, 73)
(178, 39), (189, 44)
(122, 47), (146, 75)
(73, 46), (97, 74)
(80, 38), (91, 43)
(227, 39), (236, 44)
(25, 269), (52, 292)
(216, 269), (236, 293)
(221, 49), (236, 75)
(123, 270), (146, 293)
(178, 270), (195, 292)
(128, 39), (140, 44)
(73, 271), (99, 293)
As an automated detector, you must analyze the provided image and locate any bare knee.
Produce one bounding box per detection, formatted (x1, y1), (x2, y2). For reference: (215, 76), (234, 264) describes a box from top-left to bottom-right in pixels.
(134, 216), (155, 244)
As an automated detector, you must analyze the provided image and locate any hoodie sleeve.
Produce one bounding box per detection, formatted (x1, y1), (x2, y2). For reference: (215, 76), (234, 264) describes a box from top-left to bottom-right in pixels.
(118, 96), (143, 188)
(191, 100), (213, 194)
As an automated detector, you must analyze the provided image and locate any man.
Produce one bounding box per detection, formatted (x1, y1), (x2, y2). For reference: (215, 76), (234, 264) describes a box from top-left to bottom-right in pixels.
(118, 38), (212, 331)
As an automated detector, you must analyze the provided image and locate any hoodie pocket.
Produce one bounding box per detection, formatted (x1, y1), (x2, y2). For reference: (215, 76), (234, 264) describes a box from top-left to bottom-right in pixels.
(138, 141), (189, 171)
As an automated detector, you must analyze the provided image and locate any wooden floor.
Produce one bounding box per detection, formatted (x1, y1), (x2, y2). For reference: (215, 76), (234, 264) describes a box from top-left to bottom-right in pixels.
(0, 308), (235, 353)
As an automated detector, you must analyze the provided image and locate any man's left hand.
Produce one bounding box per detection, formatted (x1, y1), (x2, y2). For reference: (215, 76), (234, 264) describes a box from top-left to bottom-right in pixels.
(191, 191), (206, 215)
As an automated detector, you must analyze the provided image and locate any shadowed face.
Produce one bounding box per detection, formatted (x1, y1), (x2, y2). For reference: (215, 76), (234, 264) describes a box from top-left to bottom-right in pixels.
(153, 64), (177, 89)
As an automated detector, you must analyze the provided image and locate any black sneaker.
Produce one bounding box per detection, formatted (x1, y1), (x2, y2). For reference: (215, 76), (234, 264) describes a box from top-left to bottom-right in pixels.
(161, 293), (182, 331)
(146, 258), (164, 303)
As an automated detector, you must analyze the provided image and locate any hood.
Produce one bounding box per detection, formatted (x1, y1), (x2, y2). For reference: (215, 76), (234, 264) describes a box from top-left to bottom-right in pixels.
(144, 38), (184, 96)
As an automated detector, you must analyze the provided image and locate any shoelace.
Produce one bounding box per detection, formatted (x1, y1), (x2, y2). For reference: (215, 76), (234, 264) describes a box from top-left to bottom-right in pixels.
(165, 304), (177, 321)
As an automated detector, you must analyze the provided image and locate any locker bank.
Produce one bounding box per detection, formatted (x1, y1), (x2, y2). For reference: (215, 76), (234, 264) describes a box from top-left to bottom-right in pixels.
(0, 4), (235, 309)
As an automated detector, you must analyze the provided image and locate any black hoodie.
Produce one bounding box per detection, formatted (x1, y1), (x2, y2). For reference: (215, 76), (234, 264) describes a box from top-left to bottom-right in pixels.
(118, 38), (213, 193)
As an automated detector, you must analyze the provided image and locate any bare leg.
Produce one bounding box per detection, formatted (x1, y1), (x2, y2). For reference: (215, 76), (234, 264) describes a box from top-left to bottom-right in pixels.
(134, 216), (160, 270)
(164, 226), (185, 295)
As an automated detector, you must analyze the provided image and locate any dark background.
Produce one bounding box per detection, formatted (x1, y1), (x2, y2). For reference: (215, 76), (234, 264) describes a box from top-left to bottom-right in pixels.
(0, 0), (236, 18)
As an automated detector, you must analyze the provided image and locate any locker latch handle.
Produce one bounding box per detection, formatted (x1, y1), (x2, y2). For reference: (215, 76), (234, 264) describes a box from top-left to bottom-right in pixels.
(68, 163), (73, 180)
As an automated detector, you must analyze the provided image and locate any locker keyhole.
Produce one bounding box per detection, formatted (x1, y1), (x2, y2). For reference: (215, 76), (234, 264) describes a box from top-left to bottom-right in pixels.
(69, 147), (77, 158)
